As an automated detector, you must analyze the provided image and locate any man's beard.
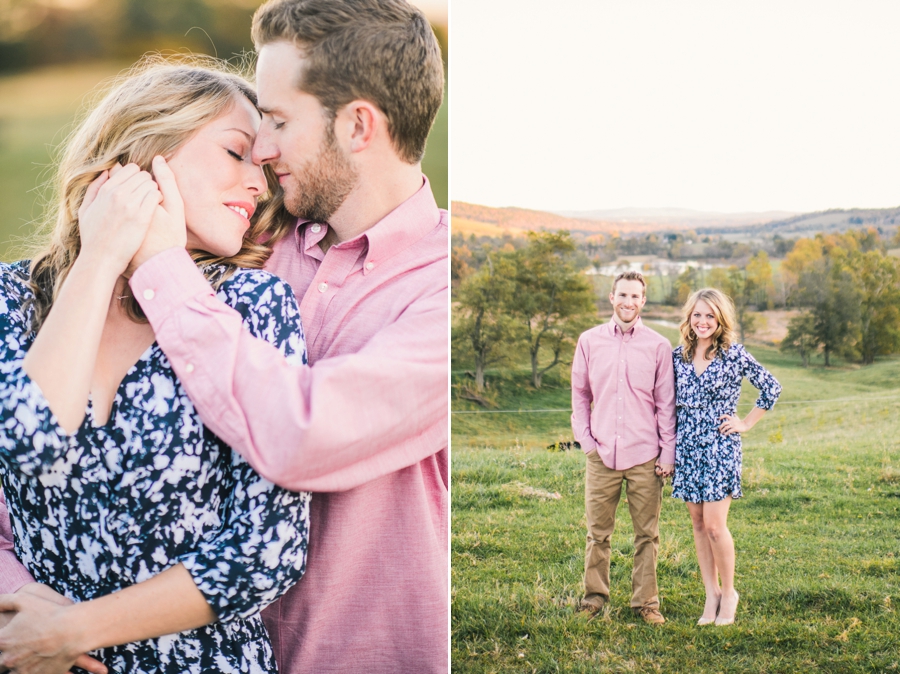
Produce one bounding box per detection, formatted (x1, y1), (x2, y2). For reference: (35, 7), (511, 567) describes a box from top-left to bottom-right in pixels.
(614, 304), (640, 324)
(282, 122), (358, 223)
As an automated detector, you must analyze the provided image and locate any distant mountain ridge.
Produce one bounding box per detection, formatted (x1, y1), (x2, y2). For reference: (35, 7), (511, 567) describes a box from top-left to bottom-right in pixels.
(555, 207), (796, 228)
(452, 201), (900, 237)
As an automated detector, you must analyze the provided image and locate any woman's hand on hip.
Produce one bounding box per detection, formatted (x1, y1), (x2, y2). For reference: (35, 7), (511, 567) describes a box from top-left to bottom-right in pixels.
(718, 414), (748, 436)
(77, 163), (161, 279)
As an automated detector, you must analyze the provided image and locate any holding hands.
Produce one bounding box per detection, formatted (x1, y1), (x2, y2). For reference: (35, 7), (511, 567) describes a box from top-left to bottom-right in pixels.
(77, 163), (160, 279)
(130, 156), (186, 272)
(654, 461), (674, 478)
(77, 156), (186, 280)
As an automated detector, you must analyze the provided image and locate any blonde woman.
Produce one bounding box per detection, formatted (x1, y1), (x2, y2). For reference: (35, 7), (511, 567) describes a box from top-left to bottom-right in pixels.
(671, 288), (781, 626)
(0, 58), (309, 672)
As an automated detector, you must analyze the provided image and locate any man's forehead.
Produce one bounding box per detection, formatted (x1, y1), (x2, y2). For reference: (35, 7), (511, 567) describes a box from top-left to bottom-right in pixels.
(615, 280), (644, 294)
(256, 42), (305, 105)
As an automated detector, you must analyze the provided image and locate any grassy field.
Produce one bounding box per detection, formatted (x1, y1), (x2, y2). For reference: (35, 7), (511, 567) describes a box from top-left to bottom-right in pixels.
(0, 62), (449, 262)
(452, 324), (900, 673)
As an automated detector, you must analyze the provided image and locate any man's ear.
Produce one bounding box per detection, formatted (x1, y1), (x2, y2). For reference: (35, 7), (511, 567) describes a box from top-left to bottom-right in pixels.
(336, 100), (380, 153)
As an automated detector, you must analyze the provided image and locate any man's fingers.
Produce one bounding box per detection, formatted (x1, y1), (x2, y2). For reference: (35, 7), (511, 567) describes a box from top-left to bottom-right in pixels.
(0, 595), (20, 614)
(74, 654), (109, 674)
(152, 155), (185, 215)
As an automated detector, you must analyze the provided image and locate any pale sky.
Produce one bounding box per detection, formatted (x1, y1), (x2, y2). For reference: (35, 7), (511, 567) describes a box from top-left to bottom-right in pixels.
(451, 0), (900, 213)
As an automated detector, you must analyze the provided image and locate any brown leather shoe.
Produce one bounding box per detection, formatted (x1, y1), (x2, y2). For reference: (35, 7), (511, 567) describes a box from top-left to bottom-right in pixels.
(579, 597), (606, 616)
(633, 606), (666, 624)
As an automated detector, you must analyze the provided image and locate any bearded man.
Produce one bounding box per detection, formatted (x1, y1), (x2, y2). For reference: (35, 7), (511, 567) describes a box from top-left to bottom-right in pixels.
(570, 270), (675, 624)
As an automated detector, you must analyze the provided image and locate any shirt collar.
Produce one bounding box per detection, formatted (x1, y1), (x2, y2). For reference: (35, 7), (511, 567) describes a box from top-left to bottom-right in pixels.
(291, 175), (441, 267)
(610, 316), (644, 337)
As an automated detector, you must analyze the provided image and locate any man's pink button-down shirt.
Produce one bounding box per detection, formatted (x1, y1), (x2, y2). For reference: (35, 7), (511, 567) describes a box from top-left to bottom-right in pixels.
(571, 318), (676, 471)
(0, 180), (448, 674)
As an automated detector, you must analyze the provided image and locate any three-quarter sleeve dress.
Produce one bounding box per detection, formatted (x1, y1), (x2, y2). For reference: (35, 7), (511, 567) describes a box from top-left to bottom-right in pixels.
(671, 343), (782, 504)
(0, 261), (310, 673)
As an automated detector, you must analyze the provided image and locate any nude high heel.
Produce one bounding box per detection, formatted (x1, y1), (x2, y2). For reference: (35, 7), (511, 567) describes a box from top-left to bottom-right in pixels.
(697, 595), (720, 625)
(714, 591), (739, 626)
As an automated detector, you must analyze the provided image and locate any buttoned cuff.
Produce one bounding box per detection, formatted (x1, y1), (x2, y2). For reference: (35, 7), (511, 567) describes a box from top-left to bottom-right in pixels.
(659, 447), (676, 465)
(128, 247), (214, 324)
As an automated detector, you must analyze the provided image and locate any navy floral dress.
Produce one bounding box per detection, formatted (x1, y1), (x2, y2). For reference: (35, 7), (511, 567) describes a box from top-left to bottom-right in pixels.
(0, 261), (310, 673)
(671, 344), (781, 503)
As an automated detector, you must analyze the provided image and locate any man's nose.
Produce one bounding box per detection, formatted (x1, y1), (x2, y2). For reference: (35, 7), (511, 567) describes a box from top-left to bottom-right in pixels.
(252, 125), (279, 165)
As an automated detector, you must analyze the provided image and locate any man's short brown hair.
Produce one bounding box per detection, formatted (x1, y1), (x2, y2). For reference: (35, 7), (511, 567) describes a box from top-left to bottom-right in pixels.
(612, 270), (646, 296)
(252, 0), (444, 164)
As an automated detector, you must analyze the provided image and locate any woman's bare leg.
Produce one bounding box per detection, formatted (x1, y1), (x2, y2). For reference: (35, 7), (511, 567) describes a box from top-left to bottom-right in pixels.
(700, 498), (738, 622)
(686, 502), (721, 621)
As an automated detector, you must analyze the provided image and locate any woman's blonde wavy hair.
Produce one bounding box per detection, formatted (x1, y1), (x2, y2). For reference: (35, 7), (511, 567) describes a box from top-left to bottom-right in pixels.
(26, 54), (295, 332)
(679, 287), (738, 362)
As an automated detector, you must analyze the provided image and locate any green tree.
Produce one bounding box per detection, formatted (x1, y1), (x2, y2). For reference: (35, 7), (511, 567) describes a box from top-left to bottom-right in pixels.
(726, 267), (757, 343)
(795, 253), (860, 366)
(452, 253), (518, 391)
(855, 250), (900, 365)
(780, 312), (818, 367)
(707, 267), (730, 293)
(745, 251), (775, 310)
(667, 267), (699, 306)
(508, 232), (597, 388)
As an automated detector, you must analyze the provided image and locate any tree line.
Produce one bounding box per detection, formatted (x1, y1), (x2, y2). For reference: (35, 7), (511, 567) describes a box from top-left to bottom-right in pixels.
(453, 228), (900, 395)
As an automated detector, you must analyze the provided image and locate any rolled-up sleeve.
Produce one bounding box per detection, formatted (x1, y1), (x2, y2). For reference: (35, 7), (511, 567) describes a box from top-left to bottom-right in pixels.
(179, 455), (310, 621)
(740, 346), (782, 411)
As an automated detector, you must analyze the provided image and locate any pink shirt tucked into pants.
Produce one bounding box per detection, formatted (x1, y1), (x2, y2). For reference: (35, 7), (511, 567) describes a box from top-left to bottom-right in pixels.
(0, 180), (449, 674)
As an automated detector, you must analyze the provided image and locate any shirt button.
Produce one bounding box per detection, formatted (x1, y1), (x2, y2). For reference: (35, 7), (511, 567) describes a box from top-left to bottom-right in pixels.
(317, 282), (328, 293)
(142, 289), (155, 300)
(311, 223), (322, 233)
(185, 363), (195, 373)
(365, 262), (374, 270)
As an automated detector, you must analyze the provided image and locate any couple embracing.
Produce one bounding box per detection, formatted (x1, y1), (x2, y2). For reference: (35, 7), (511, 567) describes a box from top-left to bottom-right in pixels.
(0, 0), (447, 672)
(572, 271), (781, 627)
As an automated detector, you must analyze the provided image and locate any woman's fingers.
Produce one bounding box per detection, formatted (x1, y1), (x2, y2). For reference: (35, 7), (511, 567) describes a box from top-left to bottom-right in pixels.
(72, 654), (108, 674)
(77, 171), (109, 219)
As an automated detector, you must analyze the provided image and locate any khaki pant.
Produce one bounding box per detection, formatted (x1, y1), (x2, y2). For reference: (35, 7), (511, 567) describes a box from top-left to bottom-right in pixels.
(584, 454), (663, 609)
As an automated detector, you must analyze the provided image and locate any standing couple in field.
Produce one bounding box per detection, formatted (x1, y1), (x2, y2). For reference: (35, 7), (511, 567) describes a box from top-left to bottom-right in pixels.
(572, 271), (782, 626)
(0, 0), (447, 672)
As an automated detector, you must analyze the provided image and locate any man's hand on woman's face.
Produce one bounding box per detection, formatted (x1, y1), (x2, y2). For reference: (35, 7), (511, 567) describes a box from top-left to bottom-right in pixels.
(0, 583), (107, 674)
(127, 155), (187, 274)
(77, 163), (161, 280)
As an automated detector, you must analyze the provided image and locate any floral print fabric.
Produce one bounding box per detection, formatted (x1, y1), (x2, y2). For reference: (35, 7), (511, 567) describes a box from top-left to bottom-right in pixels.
(671, 343), (781, 503)
(0, 261), (310, 673)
